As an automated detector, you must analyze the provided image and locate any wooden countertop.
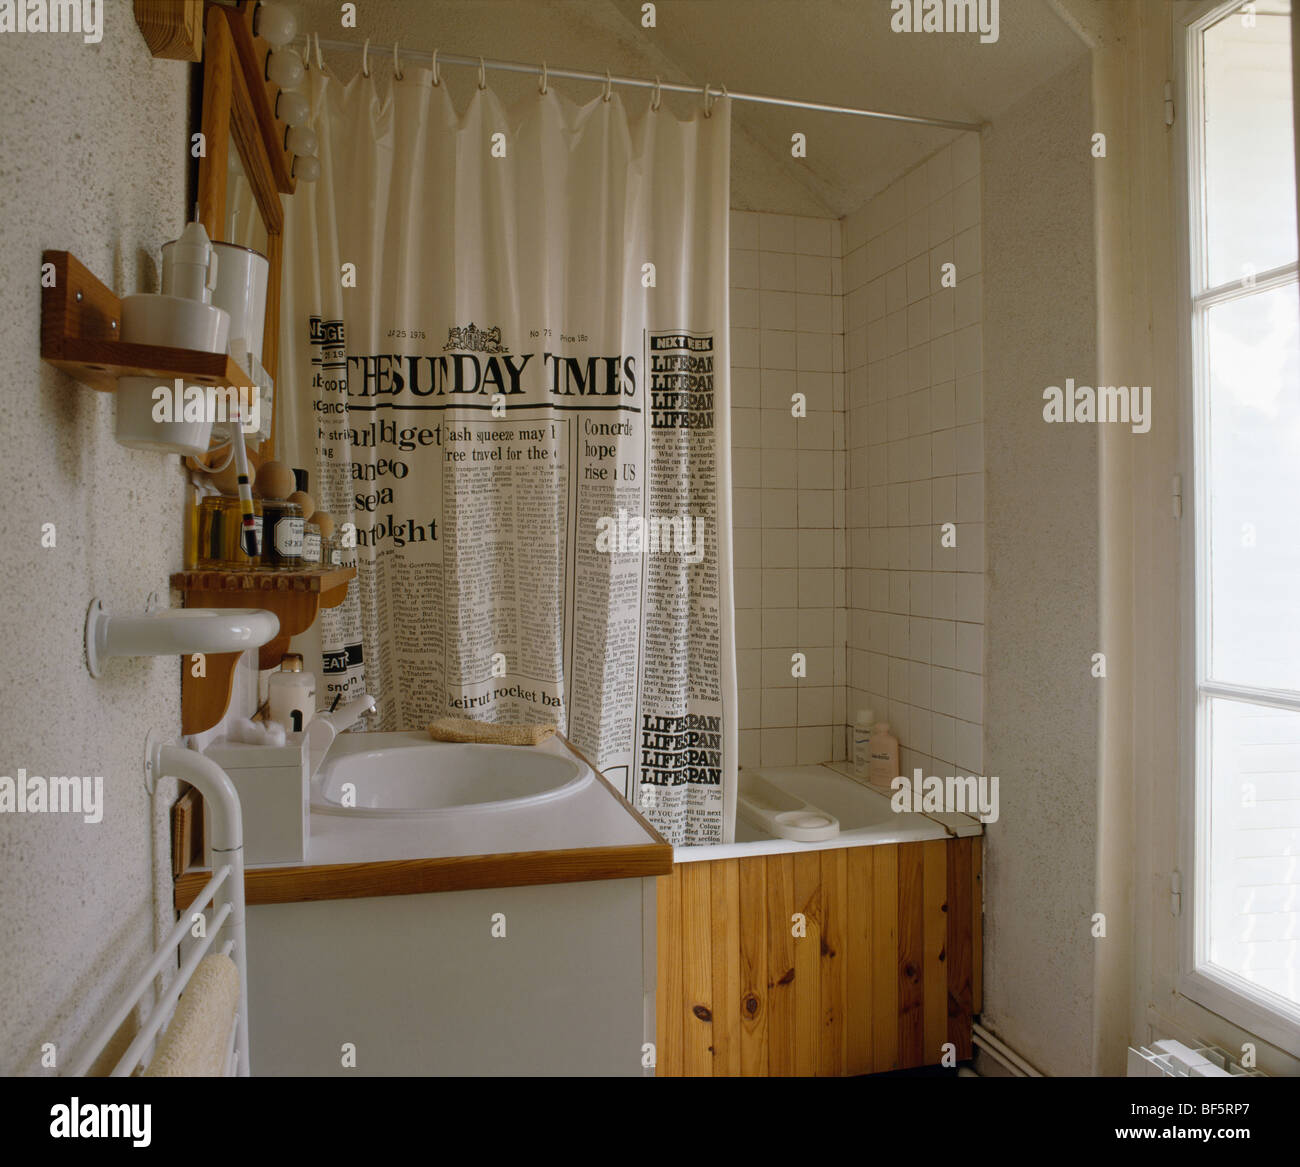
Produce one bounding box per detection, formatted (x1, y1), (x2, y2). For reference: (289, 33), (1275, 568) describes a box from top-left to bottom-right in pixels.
(175, 735), (672, 911)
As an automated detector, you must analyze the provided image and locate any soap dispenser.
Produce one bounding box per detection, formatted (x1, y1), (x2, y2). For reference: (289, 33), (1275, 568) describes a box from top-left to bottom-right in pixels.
(268, 653), (317, 733)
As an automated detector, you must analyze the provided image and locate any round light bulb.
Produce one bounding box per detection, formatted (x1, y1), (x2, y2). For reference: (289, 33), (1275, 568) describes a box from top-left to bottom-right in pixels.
(293, 155), (321, 182)
(254, 2), (298, 47)
(275, 89), (310, 126)
(286, 125), (317, 156)
(266, 49), (305, 91)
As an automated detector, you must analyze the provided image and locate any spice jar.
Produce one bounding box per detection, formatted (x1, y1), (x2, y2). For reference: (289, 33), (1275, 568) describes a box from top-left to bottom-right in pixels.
(262, 499), (304, 569)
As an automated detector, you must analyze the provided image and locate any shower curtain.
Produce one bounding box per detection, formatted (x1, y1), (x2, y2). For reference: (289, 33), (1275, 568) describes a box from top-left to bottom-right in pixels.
(278, 64), (737, 845)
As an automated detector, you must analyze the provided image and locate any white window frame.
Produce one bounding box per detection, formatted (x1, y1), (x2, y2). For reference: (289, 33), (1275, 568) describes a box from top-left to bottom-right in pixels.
(1178, 0), (1300, 1058)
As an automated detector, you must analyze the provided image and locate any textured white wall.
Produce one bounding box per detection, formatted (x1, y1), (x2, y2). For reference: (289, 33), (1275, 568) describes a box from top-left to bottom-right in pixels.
(0, 0), (191, 1074)
(981, 57), (1100, 1076)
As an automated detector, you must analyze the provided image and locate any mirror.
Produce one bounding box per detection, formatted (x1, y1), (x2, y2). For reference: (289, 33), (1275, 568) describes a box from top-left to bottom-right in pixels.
(225, 144), (269, 257)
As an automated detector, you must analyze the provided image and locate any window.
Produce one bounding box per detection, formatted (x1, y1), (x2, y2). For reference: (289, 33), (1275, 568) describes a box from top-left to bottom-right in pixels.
(1183, 0), (1300, 1049)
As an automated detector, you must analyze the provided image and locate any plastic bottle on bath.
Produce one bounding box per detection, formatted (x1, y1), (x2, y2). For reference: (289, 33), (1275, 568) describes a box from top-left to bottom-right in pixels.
(853, 709), (874, 778)
(867, 722), (900, 789)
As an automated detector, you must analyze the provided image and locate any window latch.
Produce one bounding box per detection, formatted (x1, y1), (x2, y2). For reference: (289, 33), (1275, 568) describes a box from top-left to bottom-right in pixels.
(1171, 869), (1183, 917)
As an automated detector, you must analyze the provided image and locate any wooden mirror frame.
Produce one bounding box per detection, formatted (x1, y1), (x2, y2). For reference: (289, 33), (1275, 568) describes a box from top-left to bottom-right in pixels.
(194, 0), (297, 461)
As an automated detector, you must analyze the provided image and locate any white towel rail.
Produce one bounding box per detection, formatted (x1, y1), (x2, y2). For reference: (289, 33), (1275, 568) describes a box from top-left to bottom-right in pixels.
(67, 742), (250, 1077)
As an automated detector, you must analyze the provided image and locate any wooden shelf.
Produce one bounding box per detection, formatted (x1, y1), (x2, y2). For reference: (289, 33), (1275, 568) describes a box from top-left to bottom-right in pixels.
(40, 250), (257, 393)
(171, 566), (356, 734)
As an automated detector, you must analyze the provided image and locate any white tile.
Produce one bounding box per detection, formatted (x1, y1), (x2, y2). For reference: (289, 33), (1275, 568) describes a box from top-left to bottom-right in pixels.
(957, 522), (984, 573)
(796, 254), (834, 295)
(909, 661), (932, 705)
(909, 706), (933, 754)
(929, 193), (954, 248)
(799, 528), (834, 567)
(761, 329), (798, 370)
(932, 572), (956, 620)
(867, 276), (888, 322)
(886, 266), (908, 313)
(797, 332), (833, 373)
(956, 473), (984, 523)
(763, 609), (800, 648)
(931, 667), (956, 717)
(889, 570), (910, 614)
(909, 617), (931, 664)
(931, 475), (956, 522)
(888, 481), (910, 525)
(908, 478), (931, 523)
(731, 287), (760, 329)
(904, 164), (929, 209)
(909, 571), (932, 616)
(954, 225), (982, 276)
(930, 331), (955, 383)
(926, 146), (953, 198)
(731, 209), (760, 249)
(955, 573), (984, 623)
(930, 287), (954, 337)
(955, 372), (983, 425)
(906, 254), (930, 304)
(733, 526), (762, 567)
(761, 728), (798, 767)
(953, 176), (980, 233)
(953, 718), (983, 773)
(954, 276), (982, 331)
(952, 132), (981, 184)
(931, 380), (955, 430)
(955, 622), (983, 674)
(739, 729), (761, 768)
(954, 323), (983, 377)
(731, 249), (759, 289)
(732, 328), (760, 368)
(907, 210), (930, 258)
(931, 619), (956, 668)
(763, 568), (798, 607)
(764, 448), (798, 487)
(931, 427), (956, 476)
(889, 657), (910, 704)
(795, 216), (834, 256)
(760, 250), (797, 290)
(759, 212), (796, 253)
(931, 713), (955, 765)
(907, 344), (931, 393)
(909, 526), (932, 570)
(761, 289), (798, 330)
(907, 299), (931, 348)
(797, 726), (833, 765)
(842, 205), (870, 254)
(762, 489), (799, 529)
(956, 422), (984, 474)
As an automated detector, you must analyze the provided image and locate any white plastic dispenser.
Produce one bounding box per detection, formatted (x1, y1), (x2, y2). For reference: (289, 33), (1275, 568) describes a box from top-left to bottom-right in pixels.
(737, 771), (840, 842)
(204, 733), (309, 865)
(269, 654), (317, 733)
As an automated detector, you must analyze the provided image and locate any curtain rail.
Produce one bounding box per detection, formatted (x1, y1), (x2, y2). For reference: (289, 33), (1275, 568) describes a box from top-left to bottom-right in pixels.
(307, 38), (984, 133)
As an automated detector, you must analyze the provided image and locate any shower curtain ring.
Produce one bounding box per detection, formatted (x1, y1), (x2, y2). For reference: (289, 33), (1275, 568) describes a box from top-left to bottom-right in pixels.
(314, 31), (325, 73)
(703, 82), (714, 117)
(431, 48), (441, 86)
(651, 75), (662, 111)
(362, 37), (371, 78)
(299, 33), (310, 69)
(602, 69), (613, 102)
(538, 61), (547, 95)
(478, 56), (487, 89)
(393, 41), (403, 80)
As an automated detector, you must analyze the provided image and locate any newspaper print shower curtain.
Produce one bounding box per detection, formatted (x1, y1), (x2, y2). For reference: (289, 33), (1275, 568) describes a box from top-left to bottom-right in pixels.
(277, 62), (738, 845)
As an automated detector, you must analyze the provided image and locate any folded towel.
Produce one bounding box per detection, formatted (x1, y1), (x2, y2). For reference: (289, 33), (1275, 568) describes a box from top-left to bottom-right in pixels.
(427, 717), (556, 746)
(143, 954), (239, 1077)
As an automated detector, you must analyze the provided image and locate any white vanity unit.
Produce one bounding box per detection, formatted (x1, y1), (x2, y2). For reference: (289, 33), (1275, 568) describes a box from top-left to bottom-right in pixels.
(182, 734), (669, 1076)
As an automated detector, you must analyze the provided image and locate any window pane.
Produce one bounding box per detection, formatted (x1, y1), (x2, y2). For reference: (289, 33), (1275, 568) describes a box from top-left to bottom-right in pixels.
(1206, 698), (1300, 1010)
(1205, 282), (1300, 692)
(1203, 7), (1296, 287)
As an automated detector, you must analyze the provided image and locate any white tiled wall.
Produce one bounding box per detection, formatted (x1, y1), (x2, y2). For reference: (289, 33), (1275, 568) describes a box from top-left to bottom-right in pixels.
(729, 135), (983, 778)
(843, 135), (985, 780)
(730, 210), (846, 768)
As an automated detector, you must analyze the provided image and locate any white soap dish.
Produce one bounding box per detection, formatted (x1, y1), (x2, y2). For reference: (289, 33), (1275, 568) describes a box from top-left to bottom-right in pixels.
(85, 597), (280, 678)
(738, 771), (840, 842)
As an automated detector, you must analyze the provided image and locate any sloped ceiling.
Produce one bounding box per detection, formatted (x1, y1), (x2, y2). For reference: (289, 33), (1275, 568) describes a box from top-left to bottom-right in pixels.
(296, 0), (1088, 217)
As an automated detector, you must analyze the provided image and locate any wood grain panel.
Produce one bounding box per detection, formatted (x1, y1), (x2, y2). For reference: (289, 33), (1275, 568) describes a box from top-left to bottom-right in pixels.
(843, 847), (874, 1075)
(819, 848), (847, 1077)
(680, 862), (714, 1076)
(656, 870), (683, 1077)
(792, 852), (821, 1077)
(972, 838), (983, 1014)
(947, 835), (974, 1059)
(738, 856), (769, 1076)
(897, 842), (925, 1067)
(655, 838), (979, 1077)
(710, 860), (741, 1076)
(922, 840), (948, 1066)
(765, 854), (796, 1076)
(871, 845), (899, 1072)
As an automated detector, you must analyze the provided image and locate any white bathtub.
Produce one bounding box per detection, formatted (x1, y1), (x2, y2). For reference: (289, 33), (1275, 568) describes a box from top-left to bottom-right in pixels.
(675, 762), (982, 863)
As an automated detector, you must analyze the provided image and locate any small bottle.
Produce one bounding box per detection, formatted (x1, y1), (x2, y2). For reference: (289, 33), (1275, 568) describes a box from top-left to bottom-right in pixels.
(302, 515), (321, 565)
(268, 653), (317, 733)
(853, 709), (874, 778)
(867, 722), (900, 789)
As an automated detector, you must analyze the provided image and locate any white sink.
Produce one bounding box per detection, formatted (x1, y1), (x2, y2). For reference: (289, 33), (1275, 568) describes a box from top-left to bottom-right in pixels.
(312, 731), (592, 817)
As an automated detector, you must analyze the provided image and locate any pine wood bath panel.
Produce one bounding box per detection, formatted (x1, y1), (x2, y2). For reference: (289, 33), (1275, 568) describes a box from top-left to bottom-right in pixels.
(655, 837), (981, 1076)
